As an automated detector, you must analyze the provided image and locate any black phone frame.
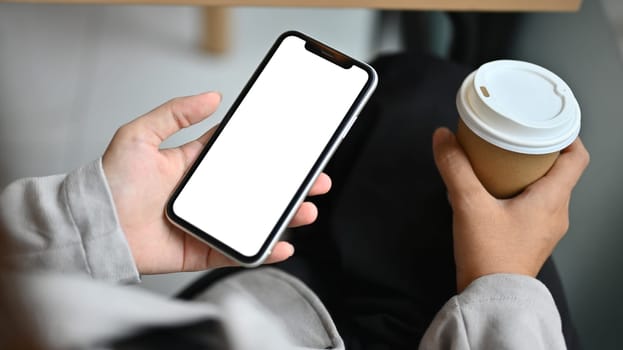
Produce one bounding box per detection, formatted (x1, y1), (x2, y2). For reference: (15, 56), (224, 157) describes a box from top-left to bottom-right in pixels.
(166, 30), (377, 266)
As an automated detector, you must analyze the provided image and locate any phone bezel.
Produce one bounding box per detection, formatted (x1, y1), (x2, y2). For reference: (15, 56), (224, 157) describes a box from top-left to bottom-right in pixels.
(166, 30), (378, 266)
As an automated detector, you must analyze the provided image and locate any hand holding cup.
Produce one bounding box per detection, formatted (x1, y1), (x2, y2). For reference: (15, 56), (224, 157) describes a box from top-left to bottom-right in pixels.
(455, 60), (581, 198)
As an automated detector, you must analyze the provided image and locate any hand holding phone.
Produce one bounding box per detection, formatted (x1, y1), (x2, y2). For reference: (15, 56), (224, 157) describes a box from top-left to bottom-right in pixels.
(103, 91), (332, 274)
(167, 31), (378, 266)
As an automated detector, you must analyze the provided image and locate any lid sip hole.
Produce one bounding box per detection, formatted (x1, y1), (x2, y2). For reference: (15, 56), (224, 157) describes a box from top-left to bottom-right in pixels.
(480, 86), (490, 97)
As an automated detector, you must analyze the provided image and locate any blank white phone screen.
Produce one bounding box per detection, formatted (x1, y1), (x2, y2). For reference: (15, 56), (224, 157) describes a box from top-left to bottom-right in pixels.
(173, 35), (370, 257)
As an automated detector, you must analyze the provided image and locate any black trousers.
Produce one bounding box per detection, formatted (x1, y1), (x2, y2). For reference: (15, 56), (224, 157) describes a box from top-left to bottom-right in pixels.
(181, 52), (582, 350)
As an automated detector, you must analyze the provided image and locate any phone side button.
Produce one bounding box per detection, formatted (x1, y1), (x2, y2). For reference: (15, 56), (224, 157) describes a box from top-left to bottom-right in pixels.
(340, 117), (357, 139)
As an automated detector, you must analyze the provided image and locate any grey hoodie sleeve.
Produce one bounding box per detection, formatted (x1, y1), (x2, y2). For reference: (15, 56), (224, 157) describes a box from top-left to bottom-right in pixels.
(419, 273), (566, 350)
(0, 159), (140, 283)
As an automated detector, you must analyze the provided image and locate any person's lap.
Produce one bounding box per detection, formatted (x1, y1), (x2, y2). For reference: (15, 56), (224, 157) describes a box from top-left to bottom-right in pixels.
(279, 52), (462, 349)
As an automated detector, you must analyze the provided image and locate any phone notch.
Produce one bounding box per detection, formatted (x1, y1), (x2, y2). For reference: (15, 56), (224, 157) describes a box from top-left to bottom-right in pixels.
(304, 40), (353, 69)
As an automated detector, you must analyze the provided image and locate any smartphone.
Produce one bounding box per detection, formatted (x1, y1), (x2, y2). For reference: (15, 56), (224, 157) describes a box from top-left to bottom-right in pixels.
(166, 31), (377, 266)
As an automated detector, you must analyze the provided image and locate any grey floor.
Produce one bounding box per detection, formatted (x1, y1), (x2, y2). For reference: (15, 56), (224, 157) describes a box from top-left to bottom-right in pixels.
(0, 2), (622, 348)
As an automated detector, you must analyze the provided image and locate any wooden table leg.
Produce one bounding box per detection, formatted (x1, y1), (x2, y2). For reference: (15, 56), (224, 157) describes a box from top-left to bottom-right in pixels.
(201, 6), (230, 54)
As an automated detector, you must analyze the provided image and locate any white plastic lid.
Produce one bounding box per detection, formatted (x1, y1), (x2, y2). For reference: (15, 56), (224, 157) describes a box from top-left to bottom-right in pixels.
(457, 60), (581, 154)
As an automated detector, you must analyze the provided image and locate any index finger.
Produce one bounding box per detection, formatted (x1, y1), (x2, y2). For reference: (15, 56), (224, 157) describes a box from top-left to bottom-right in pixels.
(529, 138), (590, 196)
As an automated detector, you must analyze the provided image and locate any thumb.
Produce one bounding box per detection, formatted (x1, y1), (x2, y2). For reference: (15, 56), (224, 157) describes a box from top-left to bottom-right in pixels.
(129, 92), (222, 146)
(432, 127), (486, 200)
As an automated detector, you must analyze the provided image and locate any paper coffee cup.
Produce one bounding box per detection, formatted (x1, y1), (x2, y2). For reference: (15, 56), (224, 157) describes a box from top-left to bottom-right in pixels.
(456, 60), (581, 198)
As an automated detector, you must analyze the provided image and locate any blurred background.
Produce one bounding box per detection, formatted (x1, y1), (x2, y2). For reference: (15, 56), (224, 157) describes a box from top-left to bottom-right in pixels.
(0, 0), (621, 348)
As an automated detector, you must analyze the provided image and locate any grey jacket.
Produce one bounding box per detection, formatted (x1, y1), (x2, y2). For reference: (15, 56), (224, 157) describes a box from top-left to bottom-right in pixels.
(0, 159), (567, 349)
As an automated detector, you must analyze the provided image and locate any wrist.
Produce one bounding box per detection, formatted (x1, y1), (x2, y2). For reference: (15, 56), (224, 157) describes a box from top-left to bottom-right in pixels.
(86, 158), (141, 282)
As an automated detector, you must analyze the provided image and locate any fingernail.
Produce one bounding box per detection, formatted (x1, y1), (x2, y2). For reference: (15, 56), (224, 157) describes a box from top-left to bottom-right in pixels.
(203, 91), (222, 102)
(286, 243), (295, 257)
(433, 127), (450, 145)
